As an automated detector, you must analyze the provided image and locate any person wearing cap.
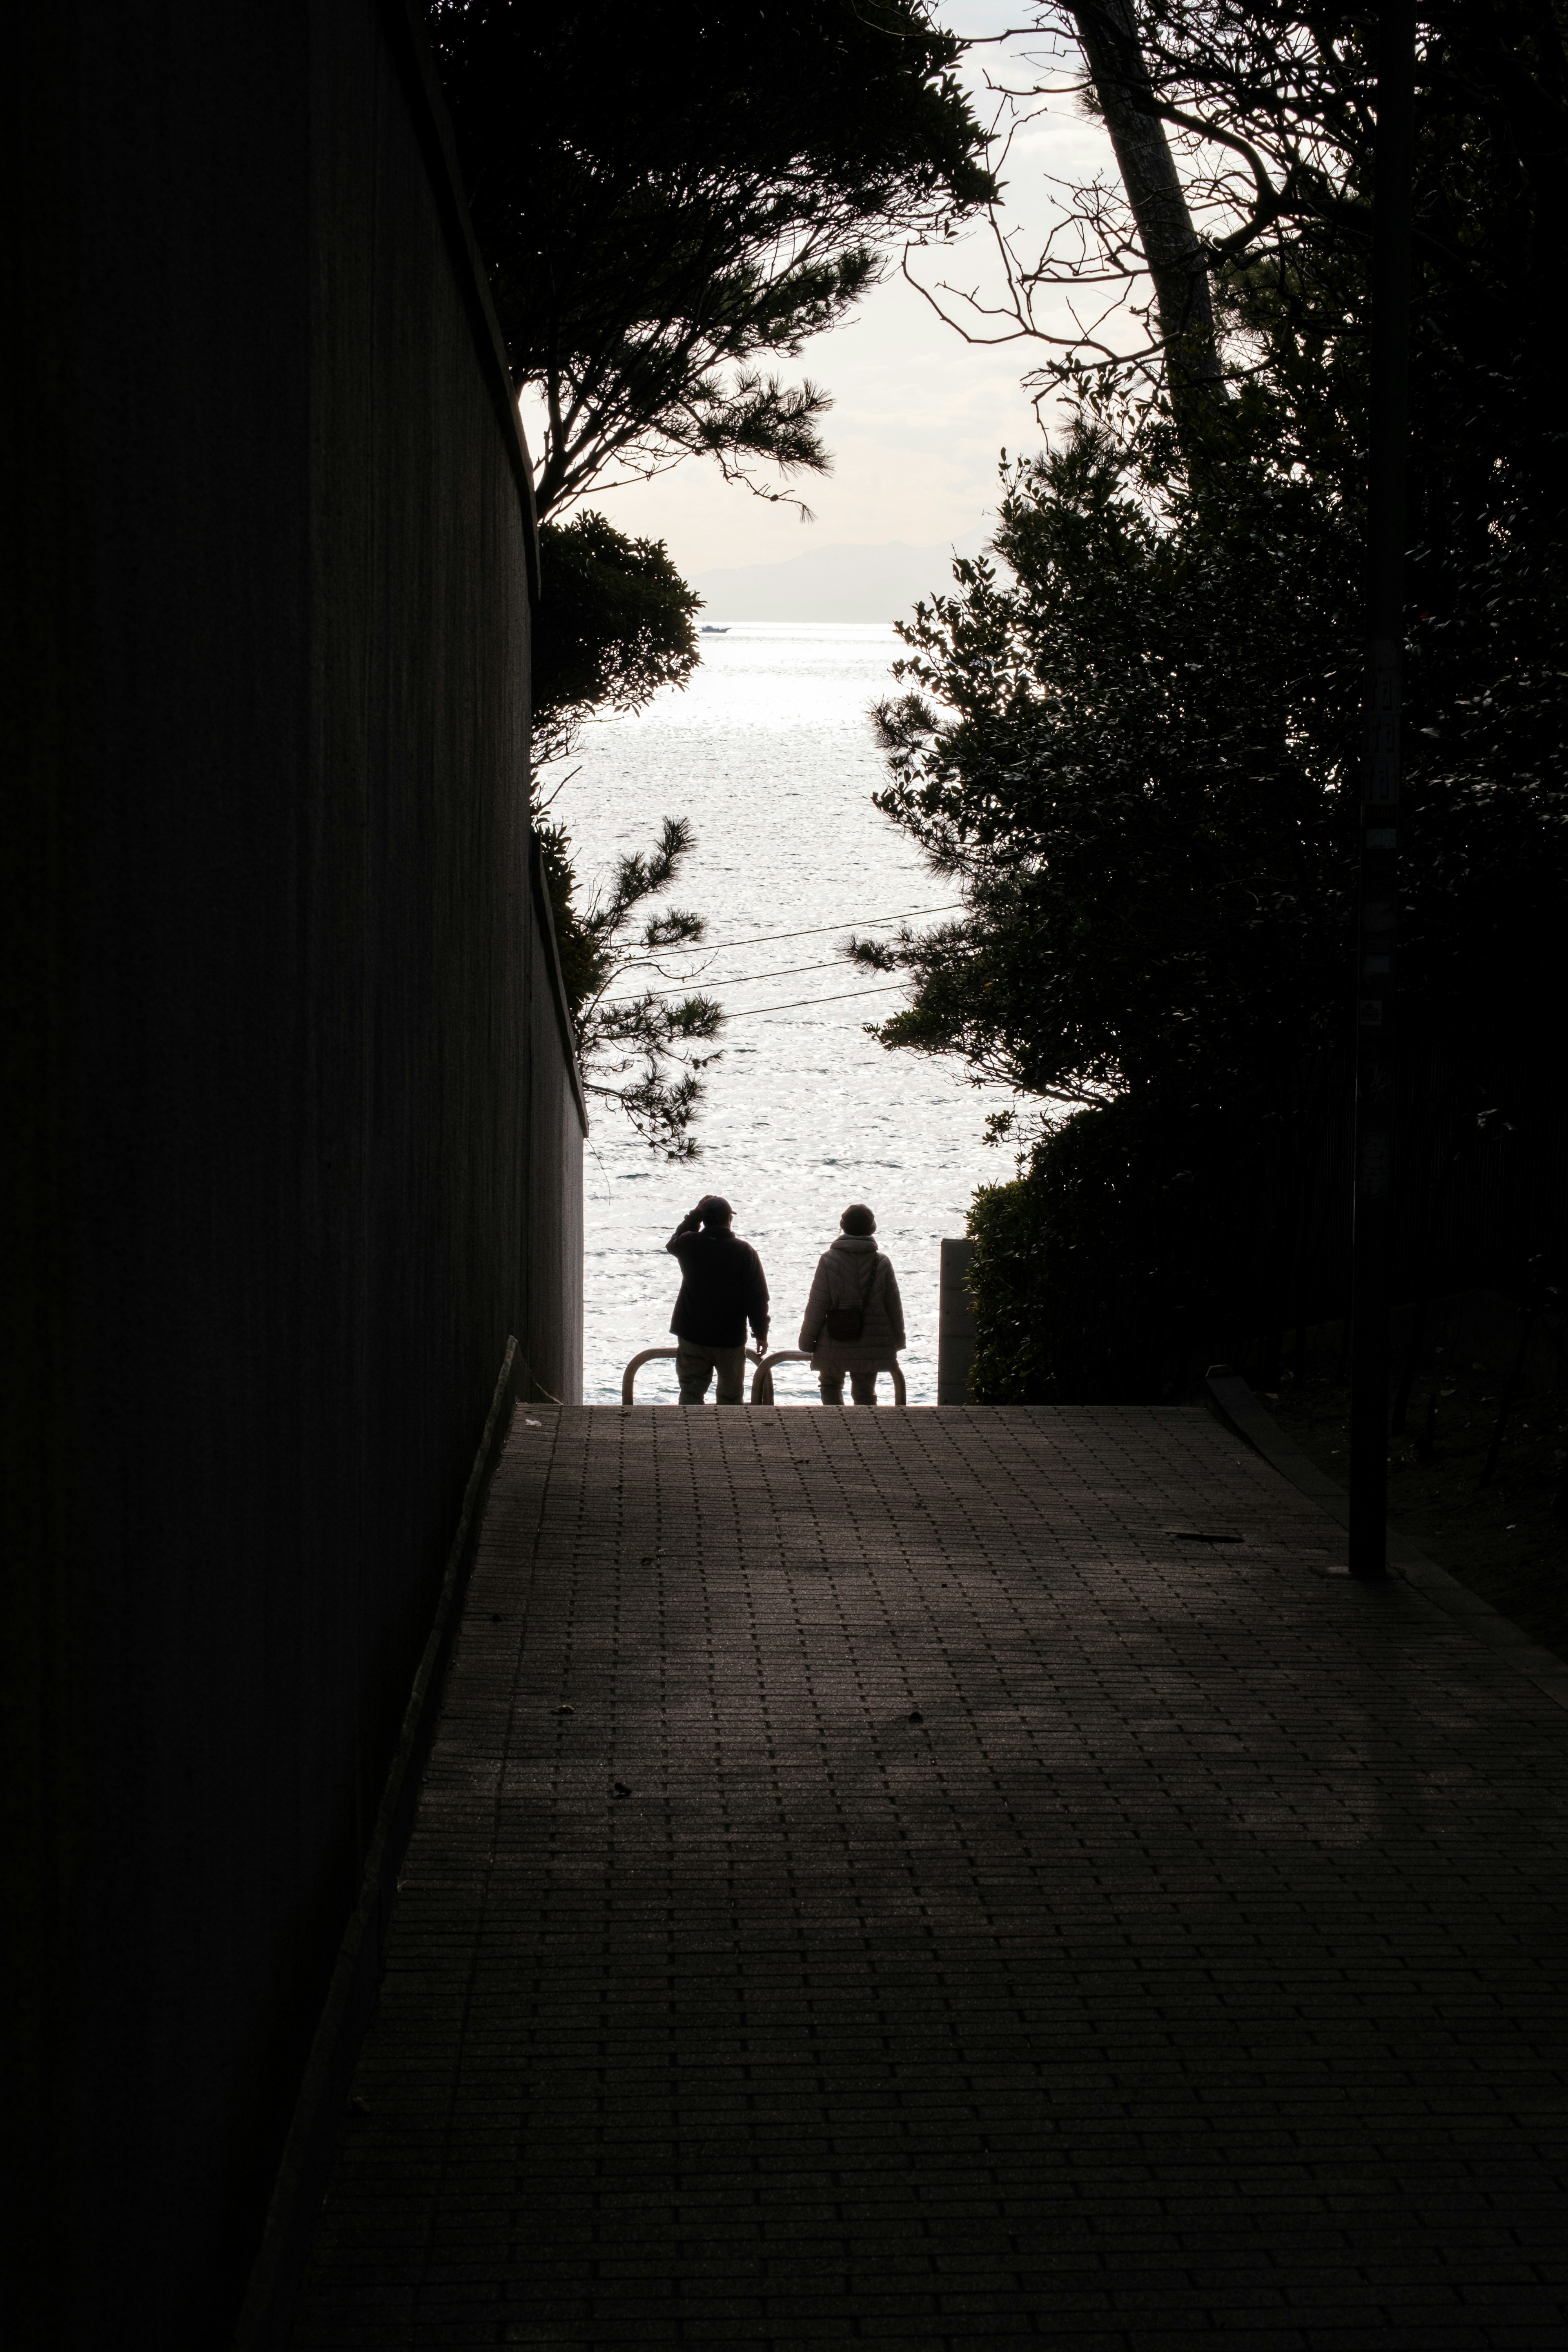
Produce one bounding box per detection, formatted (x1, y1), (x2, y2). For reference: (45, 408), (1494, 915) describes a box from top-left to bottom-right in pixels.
(798, 1203), (905, 1405)
(665, 1196), (771, 1405)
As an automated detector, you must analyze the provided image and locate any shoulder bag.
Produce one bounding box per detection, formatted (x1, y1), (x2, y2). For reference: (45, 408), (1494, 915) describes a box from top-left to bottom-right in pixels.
(823, 1252), (879, 1343)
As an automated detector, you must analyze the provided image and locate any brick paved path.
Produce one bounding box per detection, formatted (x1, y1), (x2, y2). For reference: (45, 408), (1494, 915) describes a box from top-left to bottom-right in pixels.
(294, 1406), (1568, 2350)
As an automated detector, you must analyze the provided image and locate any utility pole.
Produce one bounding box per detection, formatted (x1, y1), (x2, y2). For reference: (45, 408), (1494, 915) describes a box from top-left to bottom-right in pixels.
(1348, 1), (1416, 1579)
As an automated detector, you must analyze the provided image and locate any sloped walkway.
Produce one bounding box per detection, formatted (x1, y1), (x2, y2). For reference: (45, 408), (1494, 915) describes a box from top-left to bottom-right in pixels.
(293, 1405), (1568, 2350)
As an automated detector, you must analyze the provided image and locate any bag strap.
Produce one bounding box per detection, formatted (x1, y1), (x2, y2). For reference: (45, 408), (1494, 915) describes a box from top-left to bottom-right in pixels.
(829, 1249), (879, 1310)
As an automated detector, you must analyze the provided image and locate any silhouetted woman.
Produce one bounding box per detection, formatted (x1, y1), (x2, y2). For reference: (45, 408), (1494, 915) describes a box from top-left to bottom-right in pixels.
(798, 1203), (905, 1406)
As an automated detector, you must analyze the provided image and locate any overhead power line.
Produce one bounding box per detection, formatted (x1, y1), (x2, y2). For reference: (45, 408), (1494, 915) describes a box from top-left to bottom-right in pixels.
(720, 982), (909, 1020)
(606, 954), (869, 1004)
(617, 900), (964, 964)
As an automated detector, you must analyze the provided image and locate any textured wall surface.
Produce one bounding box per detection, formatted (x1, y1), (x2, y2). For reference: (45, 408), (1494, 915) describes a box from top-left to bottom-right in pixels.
(2, 5), (582, 2345)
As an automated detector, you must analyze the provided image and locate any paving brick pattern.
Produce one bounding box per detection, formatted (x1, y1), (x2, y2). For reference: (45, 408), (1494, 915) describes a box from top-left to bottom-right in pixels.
(293, 1405), (1568, 2349)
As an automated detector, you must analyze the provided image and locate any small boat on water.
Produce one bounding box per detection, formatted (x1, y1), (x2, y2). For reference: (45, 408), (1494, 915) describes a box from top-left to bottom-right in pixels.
(700, 624), (729, 635)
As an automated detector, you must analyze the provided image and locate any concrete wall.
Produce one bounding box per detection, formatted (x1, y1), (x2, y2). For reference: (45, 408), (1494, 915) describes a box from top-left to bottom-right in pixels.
(2, 5), (582, 2344)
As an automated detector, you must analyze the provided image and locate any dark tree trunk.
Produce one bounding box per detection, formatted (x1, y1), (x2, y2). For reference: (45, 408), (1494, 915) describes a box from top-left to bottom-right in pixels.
(1071, 0), (1224, 441)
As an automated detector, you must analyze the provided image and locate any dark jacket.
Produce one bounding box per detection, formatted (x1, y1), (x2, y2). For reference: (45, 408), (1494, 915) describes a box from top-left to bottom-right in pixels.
(666, 1224), (770, 1348)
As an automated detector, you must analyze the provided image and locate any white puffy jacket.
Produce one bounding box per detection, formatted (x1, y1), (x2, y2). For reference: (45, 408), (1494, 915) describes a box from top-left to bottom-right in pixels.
(798, 1233), (906, 1370)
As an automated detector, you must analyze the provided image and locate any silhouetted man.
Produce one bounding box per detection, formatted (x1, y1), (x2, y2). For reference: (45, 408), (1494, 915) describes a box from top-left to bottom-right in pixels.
(665, 1195), (769, 1405)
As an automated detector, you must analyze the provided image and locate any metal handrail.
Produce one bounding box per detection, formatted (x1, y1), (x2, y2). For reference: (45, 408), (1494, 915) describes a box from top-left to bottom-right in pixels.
(620, 1345), (764, 1407)
(751, 1350), (907, 1406)
(620, 1345), (907, 1407)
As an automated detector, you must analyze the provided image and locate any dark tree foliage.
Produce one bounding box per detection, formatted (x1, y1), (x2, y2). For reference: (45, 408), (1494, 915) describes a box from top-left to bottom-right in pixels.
(527, 516), (716, 1159)
(537, 814), (725, 1163)
(861, 408), (1360, 1114)
(430, 0), (996, 513)
(430, 2), (994, 1157)
(862, 0), (1568, 1398)
(532, 512), (702, 770)
(965, 1094), (1218, 1402)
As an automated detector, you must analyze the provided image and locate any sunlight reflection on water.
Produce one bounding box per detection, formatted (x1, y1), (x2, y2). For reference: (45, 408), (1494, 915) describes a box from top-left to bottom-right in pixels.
(553, 622), (1005, 1404)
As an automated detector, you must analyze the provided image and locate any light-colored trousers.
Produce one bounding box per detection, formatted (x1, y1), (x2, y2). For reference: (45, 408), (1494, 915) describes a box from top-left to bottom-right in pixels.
(676, 1339), (748, 1405)
(819, 1368), (882, 1406)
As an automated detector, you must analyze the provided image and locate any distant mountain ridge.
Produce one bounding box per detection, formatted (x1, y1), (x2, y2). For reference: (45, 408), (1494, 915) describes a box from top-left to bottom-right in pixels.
(691, 532), (988, 624)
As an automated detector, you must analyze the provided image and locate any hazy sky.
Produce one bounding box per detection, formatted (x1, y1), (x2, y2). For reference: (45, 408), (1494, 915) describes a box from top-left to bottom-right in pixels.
(530, 5), (1116, 580)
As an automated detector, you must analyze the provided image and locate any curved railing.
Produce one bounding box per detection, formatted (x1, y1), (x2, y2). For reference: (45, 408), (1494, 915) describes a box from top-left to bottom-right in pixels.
(620, 1345), (766, 1407)
(751, 1350), (907, 1406)
(619, 1346), (906, 1406)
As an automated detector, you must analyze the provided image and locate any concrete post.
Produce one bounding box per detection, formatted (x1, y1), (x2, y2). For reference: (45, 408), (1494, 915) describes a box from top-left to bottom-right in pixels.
(938, 1239), (977, 1404)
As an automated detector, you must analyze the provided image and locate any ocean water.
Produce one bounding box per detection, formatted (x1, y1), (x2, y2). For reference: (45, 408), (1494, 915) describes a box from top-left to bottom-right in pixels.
(552, 622), (1005, 1404)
